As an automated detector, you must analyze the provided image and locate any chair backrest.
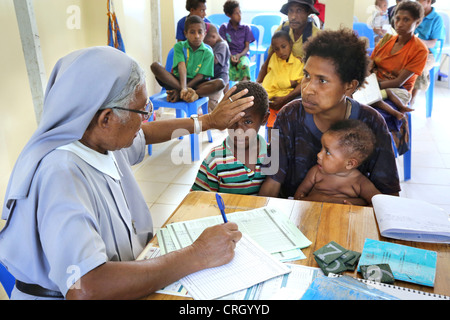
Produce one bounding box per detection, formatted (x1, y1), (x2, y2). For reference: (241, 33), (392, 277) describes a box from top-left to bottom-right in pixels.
(437, 11), (449, 46)
(435, 38), (444, 64)
(0, 263), (15, 298)
(251, 14), (283, 47)
(208, 13), (229, 29)
(249, 24), (262, 48)
(165, 48), (175, 72)
(353, 22), (375, 51)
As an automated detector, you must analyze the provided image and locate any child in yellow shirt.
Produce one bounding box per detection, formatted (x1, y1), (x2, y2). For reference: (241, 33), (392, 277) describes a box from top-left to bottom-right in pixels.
(261, 30), (304, 139)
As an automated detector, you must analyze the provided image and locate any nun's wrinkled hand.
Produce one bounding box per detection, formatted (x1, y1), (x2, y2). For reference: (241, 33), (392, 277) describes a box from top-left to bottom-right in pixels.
(204, 86), (254, 131)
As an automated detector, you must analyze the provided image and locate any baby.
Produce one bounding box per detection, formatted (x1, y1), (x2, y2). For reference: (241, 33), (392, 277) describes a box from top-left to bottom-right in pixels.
(294, 119), (381, 206)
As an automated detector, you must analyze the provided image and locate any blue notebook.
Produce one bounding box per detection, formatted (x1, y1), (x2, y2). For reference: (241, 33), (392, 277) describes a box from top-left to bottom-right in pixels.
(301, 275), (399, 300)
(357, 238), (437, 287)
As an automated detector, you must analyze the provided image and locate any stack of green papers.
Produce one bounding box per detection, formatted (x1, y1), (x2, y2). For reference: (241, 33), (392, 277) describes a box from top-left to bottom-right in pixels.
(157, 206), (312, 262)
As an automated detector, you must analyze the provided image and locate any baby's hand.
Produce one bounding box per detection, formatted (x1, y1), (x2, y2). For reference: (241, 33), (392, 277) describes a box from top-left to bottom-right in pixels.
(293, 192), (306, 200)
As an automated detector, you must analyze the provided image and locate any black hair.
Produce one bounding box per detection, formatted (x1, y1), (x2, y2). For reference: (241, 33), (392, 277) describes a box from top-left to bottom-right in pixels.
(327, 119), (376, 163)
(234, 81), (269, 118)
(186, 0), (206, 11)
(271, 30), (292, 46)
(185, 15), (206, 32)
(303, 28), (369, 89)
(223, 0), (239, 16)
(394, 0), (425, 22)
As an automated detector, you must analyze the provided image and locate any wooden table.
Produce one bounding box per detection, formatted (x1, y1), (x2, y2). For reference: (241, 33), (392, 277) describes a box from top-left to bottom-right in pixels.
(140, 191), (450, 299)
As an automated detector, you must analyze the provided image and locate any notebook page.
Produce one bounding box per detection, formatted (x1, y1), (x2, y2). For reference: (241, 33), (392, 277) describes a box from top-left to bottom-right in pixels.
(179, 234), (291, 300)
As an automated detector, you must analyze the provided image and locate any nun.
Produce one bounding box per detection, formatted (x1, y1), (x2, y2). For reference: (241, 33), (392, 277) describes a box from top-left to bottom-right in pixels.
(0, 46), (250, 299)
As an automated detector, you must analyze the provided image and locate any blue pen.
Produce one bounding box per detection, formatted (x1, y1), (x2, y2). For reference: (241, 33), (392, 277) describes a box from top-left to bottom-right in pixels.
(215, 193), (228, 223)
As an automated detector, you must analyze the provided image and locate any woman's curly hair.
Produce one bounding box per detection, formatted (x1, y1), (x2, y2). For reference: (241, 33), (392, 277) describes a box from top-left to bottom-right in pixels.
(303, 28), (369, 89)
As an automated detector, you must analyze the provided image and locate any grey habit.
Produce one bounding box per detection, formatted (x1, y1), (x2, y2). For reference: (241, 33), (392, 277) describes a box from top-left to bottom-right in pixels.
(0, 46), (153, 299)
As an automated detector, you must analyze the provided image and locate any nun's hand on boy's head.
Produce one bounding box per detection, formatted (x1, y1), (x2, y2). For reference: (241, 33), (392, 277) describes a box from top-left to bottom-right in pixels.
(206, 86), (254, 130)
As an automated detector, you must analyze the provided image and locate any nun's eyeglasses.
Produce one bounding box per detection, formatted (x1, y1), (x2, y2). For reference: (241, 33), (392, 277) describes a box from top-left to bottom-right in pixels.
(111, 101), (153, 121)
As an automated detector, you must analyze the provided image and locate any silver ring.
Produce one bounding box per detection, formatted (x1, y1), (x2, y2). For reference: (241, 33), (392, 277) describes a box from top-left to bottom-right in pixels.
(229, 97), (233, 103)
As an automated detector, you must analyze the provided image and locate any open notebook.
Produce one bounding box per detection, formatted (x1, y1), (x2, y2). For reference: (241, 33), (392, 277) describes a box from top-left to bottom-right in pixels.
(372, 194), (450, 243)
(352, 73), (383, 105)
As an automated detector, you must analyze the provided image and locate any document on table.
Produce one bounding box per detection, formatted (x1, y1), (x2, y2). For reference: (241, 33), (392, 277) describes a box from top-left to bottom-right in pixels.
(357, 238), (437, 287)
(372, 194), (450, 243)
(219, 264), (323, 300)
(164, 206), (311, 256)
(179, 234), (292, 300)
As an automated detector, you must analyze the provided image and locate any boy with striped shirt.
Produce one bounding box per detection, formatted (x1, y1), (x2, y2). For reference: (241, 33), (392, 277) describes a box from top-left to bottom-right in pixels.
(191, 81), (269, 195)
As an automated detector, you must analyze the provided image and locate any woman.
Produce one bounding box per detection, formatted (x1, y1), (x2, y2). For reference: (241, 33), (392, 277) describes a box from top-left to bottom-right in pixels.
(370, 0), (428, 131)
(0, 46), (253, 299)
(259, 29), (400, 201)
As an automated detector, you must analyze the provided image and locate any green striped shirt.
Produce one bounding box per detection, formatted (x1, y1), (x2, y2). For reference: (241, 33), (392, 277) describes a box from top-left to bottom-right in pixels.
(191, 135), (267, 195)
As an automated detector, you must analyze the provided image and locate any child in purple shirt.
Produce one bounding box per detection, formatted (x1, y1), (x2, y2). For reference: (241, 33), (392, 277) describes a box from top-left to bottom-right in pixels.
(219, 0), (255, 81)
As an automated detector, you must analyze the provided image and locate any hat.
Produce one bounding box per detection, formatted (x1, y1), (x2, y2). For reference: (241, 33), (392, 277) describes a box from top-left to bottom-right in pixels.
(280, 0), (319, 15)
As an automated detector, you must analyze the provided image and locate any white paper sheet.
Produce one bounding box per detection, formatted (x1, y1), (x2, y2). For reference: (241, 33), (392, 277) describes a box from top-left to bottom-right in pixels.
(179, 234), (291, 300)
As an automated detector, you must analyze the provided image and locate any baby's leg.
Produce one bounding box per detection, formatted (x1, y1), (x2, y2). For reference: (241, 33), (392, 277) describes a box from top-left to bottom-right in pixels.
(385, 89), (414, 113)
(372, 100), (405, 120)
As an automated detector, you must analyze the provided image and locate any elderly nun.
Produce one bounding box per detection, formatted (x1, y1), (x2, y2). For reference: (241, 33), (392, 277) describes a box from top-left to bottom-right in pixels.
(0, 46), (251, 299)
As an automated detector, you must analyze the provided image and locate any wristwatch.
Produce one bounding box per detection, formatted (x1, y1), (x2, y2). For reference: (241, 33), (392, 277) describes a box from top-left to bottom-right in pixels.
(190, 114), (201, 134)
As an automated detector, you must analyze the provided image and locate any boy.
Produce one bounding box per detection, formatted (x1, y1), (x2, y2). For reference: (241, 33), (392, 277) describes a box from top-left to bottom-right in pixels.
(219, 0), (255, 82)
(151, 15), (225, 103)
(294, 120), (381, 206)
(176, 0), (211, 42)
(191, 81), (269, 195)
(204, 22), (230, 110)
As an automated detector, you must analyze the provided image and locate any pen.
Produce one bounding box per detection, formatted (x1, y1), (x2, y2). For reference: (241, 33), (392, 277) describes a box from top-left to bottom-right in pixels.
(215, 193), (228, 223)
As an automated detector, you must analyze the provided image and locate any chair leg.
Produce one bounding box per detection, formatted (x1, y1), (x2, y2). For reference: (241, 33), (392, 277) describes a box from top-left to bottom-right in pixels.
(176, 109), (185, 140)
(147, 111), (156, 156)
(190, 133), (200, 162)
(200, 102), (213, 143)
(426, 67), (436, 118)
(403, 113), (412, 181)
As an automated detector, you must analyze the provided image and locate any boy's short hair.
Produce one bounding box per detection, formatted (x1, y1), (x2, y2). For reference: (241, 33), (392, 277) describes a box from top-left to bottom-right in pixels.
(327, 119), (376, 164)
(303, 28), (368, 90)
(223, 0), (239, 16)
(271, 30), (292, 46)
(185, 15), (206, 33)
(394, 1), (424, 22)
(234, 81), (269, 118)
(186, 0), (206, 11)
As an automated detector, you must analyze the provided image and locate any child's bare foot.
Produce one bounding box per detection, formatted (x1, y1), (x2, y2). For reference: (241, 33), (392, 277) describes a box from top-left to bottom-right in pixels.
(166, 89), (180, 102)
(182, 88), (199, 103)
(392, 110), (406, 120)
(398, 105), (414, 113)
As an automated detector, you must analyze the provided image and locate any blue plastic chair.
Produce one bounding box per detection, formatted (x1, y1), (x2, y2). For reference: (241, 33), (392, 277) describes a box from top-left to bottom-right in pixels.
(353, 22), (375, 55)
(0, 263), (15, 299)
(425, 39), (444, 118)
(251, 14), (283, 51)
(249, 24), (263, 80)
(148, 48), (213, 162)
(391, 113), (412, 181)
(437, 11), (450, 88)
(208, 13), (228, 29)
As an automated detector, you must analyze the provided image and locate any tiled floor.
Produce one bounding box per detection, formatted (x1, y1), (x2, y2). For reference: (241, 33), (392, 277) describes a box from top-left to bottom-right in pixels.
(134, 79), (450, 236)
(1, 79), (449, 300)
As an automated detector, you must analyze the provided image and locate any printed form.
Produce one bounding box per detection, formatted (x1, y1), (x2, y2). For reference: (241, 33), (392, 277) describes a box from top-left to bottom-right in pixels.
(178, 234), (291, 300)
